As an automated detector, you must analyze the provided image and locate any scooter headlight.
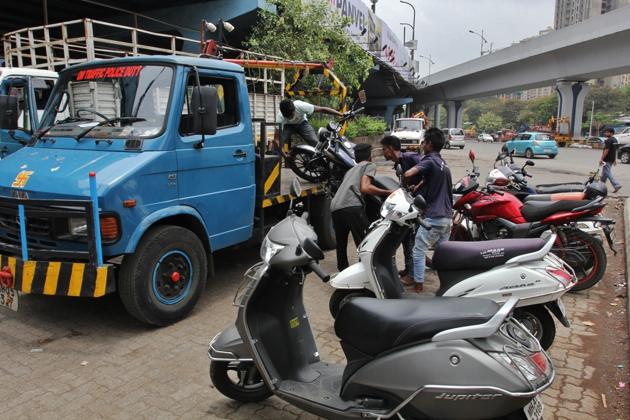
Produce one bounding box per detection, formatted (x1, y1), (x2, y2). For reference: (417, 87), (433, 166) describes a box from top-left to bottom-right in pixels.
(260, 237), (285, 264)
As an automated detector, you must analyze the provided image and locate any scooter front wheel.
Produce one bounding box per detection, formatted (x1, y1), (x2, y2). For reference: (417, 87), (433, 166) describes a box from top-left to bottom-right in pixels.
(513, 306), (556, 350)
(210, 361), (272, 403)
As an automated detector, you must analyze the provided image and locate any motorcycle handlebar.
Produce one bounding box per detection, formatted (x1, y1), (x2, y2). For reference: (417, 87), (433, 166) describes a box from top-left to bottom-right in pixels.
(309, 261), (330, 282)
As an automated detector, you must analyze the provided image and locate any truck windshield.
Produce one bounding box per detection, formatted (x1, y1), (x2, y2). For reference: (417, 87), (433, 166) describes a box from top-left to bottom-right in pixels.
(43, 65), (173, 139)
(395, 120), (422, 131)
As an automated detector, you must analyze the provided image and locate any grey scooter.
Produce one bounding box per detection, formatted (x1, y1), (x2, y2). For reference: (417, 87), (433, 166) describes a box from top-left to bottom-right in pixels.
(208, 185), (554, 419)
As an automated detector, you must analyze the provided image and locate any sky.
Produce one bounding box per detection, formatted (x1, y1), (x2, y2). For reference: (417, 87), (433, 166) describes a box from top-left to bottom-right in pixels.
(361, 0), (555, 74)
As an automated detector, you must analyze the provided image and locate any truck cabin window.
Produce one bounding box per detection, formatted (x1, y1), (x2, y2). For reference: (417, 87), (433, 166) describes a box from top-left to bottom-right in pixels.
(180, 75), (238, 136)
(43, 65), (174, 139)
(395, 120), (422, 131)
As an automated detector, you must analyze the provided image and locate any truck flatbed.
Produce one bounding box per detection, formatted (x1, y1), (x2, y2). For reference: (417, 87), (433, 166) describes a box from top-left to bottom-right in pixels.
(258, 168), (321, 208)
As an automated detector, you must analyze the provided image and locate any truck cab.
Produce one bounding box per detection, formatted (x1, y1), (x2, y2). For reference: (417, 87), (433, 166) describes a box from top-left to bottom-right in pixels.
(393, 117), (424, 151)
(0, 68), (57, 157)
(0, 56), (331, 325)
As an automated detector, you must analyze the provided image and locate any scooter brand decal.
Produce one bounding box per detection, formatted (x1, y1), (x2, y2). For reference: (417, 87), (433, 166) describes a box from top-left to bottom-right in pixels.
(500, 282), (535, 290)
(480, 247), (505, 259)
(75, 65), (143, 81)
(12, 171), (34, 188)
(289, 317), (300, 329)
(435, 392), (502, 400)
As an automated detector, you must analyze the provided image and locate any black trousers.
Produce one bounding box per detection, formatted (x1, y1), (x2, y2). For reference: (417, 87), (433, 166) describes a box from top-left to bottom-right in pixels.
(332, 206), (369, 271)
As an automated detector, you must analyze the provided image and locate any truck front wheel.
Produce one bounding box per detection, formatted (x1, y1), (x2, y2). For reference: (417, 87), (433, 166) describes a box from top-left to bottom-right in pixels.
(119, 225), (207, 326)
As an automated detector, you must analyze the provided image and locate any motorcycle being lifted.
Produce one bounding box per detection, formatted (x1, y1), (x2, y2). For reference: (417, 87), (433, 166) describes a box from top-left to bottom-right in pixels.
(287, 92), (367, 192)
(451, 151), (615, 291)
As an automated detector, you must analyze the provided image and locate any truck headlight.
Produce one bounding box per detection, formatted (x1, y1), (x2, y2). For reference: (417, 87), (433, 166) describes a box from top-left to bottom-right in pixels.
(69, 218), (88, 236)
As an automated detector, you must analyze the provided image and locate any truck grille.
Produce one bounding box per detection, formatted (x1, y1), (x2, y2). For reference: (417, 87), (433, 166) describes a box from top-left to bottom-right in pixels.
(0, 212), (52, 236)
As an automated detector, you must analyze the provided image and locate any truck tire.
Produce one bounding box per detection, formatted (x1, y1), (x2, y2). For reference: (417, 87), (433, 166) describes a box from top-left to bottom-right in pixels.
(311, 195), (336, 250)
(119, 225), (207, 326)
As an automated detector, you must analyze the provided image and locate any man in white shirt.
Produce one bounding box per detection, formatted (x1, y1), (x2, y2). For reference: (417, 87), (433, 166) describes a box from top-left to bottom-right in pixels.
(274, 99), (343, 152)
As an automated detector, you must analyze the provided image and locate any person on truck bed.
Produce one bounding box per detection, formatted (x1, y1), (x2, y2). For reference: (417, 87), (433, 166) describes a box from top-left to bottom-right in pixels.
(274, 98), (343, 153)
(330, 143), (394, 272)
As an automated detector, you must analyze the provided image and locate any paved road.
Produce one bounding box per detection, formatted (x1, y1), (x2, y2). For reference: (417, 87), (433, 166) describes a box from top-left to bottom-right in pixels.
(0, 145), (627, 419)
(440, 141), (630, 195)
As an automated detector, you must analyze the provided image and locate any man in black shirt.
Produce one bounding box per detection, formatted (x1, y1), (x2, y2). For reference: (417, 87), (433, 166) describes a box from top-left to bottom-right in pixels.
(600, 127), (622, 193)
(381, 135), (421, 283)
(403, 128), (453, 292)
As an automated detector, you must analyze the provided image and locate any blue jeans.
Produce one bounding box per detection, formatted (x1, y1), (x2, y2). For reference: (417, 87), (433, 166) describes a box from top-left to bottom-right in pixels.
(413, 217), (452, 284)
(601, 162), (621, 190)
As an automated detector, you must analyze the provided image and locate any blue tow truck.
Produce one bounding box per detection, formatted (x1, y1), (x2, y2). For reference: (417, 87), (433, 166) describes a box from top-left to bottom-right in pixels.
(0, 56), (334, 325)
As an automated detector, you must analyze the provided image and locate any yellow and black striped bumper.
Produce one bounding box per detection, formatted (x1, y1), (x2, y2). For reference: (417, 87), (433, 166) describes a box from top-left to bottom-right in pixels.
(1, 254), (115, 297)
(260, 186), (322, 208)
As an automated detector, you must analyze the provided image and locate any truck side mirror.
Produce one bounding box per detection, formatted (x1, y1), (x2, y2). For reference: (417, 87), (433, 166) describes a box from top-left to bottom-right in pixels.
(191, 85), (217, 136)
(0, 95), (18, 130)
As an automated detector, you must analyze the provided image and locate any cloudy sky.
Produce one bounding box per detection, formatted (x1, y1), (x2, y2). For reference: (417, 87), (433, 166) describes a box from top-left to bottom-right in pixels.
(361, 0), (555, 74)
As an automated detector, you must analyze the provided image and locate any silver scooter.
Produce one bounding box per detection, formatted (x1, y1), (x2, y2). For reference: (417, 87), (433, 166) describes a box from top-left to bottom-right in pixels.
(208, 183), (554, 419)
(329, 189), (577, 350)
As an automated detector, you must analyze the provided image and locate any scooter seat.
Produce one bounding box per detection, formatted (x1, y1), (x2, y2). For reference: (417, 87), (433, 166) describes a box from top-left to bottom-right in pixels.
(334, 297), (498, 356)
(521, 200), (590, 222)
(433, 238), (547, 271)
(536, 183), (584, 194)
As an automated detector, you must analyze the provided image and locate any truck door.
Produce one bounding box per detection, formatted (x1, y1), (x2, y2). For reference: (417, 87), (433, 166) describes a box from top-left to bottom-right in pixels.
(176, 71), (255, 251)
(0, 76), (55, 157)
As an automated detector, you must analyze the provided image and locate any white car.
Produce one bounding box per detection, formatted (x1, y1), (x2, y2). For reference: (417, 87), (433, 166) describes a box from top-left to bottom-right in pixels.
(615, 127), (630, 145)
(478, 133), (494, 142)
(442, 128), (465, 149)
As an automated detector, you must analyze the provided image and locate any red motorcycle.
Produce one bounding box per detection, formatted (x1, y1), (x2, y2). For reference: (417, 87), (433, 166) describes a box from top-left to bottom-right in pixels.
(451, 150), (615, 291)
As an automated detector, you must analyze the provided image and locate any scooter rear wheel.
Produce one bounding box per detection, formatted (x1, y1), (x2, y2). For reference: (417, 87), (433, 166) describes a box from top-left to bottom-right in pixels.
(329, 289), (375, 319)
(210, 361), (272, 403)
(514, 306), (556, 350)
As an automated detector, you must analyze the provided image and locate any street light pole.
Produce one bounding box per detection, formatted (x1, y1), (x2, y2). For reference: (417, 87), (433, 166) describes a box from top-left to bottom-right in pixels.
(468, 29), (488, 56)
(419, 54), (435, 84)
(400, 1), (416, 60)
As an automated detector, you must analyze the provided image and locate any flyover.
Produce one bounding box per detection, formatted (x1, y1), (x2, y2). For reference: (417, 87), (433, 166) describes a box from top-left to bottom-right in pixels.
(414, 6), (630, 137)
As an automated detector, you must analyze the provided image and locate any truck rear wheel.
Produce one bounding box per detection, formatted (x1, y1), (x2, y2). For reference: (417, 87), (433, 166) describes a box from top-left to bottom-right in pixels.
(119, 225), (207, 326)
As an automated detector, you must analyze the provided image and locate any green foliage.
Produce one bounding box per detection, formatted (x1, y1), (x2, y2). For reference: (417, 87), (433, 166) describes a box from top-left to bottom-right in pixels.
(306, 115), (386, 138)
(246, 0), (372, 91)
(345, 115), (387, 138)
(477, 112), (503, 133)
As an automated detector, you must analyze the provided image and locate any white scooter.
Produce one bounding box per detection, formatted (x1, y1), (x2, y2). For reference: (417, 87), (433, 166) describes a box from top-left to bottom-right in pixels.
(329, 189), (577, 350)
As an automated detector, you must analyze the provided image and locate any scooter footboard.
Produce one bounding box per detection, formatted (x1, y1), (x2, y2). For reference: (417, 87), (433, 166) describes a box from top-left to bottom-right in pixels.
(208, 324), (252, 362)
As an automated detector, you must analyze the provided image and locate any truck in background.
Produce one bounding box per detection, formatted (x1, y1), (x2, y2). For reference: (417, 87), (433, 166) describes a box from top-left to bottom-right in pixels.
(393, 117), (425, 151)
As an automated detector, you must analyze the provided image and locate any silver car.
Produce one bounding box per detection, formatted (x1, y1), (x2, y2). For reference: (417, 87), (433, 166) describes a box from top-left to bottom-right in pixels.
(442, 128), (466, 149)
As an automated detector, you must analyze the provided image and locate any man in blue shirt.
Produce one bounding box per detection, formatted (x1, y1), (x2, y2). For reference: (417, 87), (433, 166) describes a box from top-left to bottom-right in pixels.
(381, 135), (422, 283)
(403, 128), (453, 292)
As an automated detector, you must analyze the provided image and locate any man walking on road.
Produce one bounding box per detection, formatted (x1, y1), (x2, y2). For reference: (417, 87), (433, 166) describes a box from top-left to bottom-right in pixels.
(274, 98), (342, 153)
(600, 127), (622, 193)
(331, 143), (394, 271)
(380, 135), (422, 284)
(402, 128), (453, 293)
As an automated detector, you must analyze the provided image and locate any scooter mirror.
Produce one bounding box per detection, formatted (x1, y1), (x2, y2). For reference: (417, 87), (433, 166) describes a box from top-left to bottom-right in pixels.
(301, 237), (324, 260)
(468, 149), (475, 163)
(525, 160), (535, 167)
(413, 194), (427, 210)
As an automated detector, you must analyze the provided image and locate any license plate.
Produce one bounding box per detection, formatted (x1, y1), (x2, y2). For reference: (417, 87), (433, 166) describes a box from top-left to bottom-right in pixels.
(0, 286), (18, 311)
(524, 395), (544, 420)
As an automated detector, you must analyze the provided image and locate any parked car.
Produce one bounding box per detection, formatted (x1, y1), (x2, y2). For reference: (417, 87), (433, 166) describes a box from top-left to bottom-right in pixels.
(393, 117), (424, 150)
(586, 136), (606, 145)
(504, 131), (558, 159)
(478, 133), (494, 142)
(442, 128), (465, 149)
(615, 126), (630, 145)
(618, 143), (630, 164)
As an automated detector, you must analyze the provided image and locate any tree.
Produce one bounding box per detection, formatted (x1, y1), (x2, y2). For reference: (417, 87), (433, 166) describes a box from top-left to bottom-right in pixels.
(477, 112), (503, 133)
(245, 0), (372, 91)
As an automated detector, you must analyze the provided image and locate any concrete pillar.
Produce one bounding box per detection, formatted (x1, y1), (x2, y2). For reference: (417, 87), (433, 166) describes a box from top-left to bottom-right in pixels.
(445, 100), (463, 128)
(432, 104), (441, 128)
(555, 80), (590, 139)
